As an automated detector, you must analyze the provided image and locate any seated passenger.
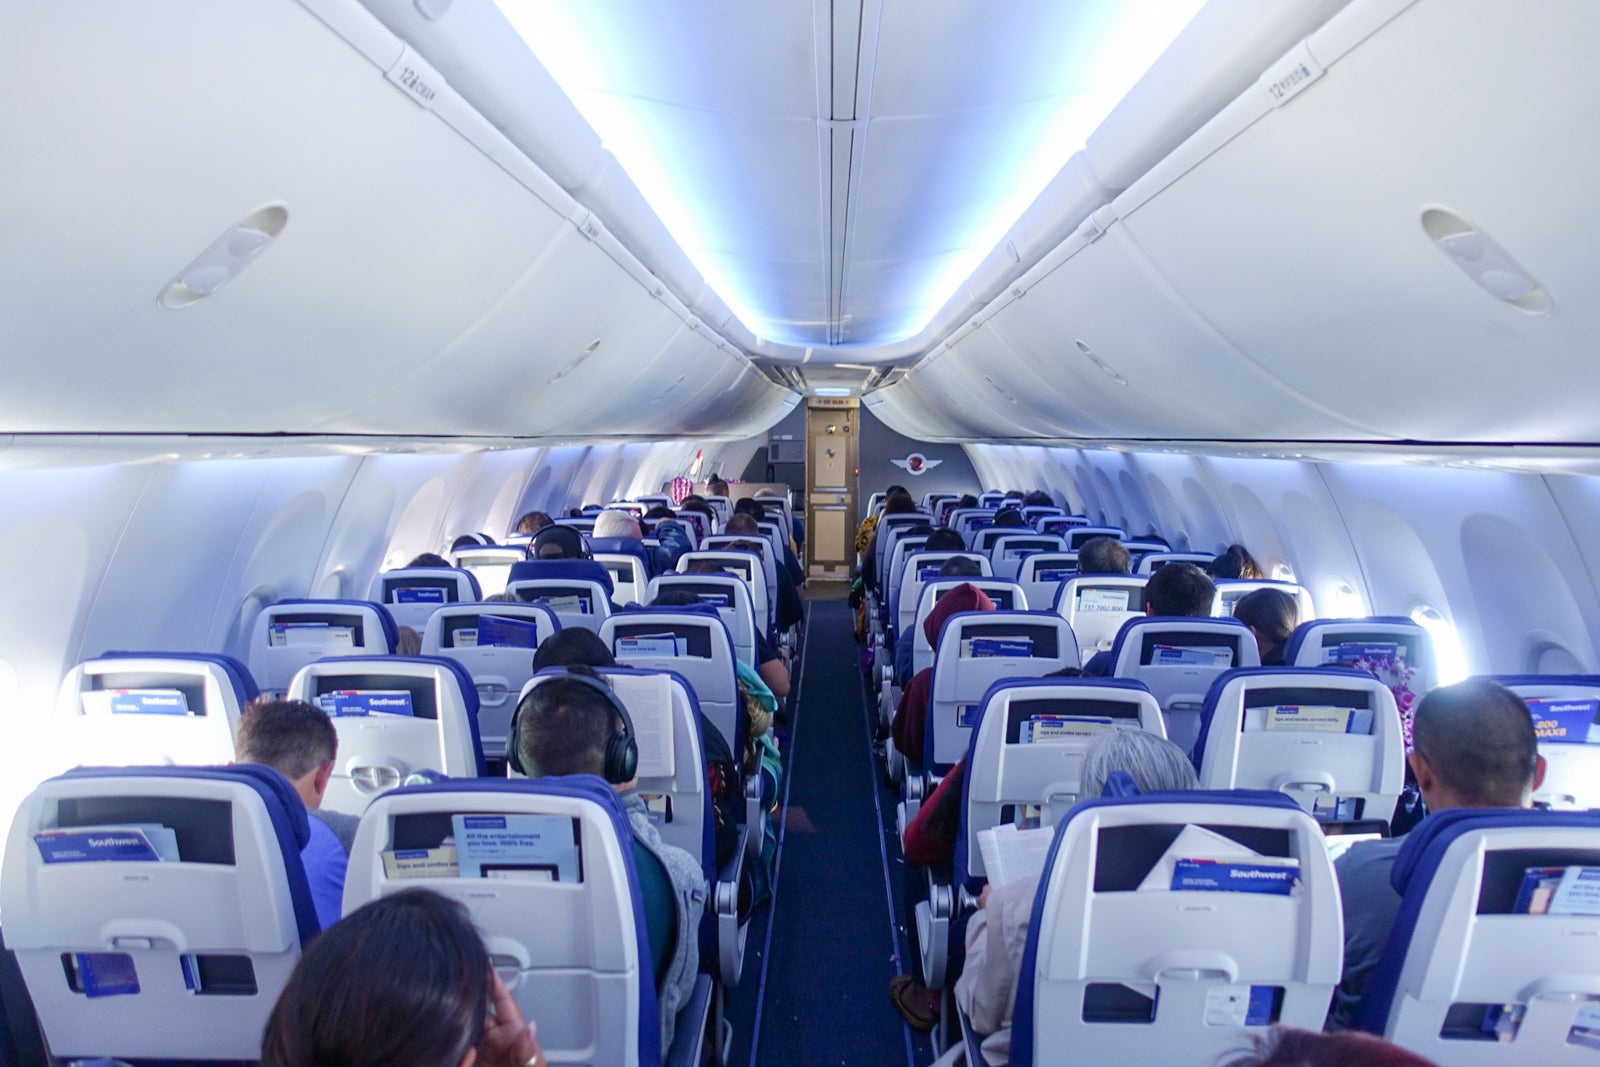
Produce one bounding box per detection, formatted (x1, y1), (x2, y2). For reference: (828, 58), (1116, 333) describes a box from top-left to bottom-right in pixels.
(891, 582), (995, 768)
(592, 508), (643, 541)
(261, 888), (543, 1067)
(530, 524), (585, 560)
(651, 584), (790, 699)
(920, 728), (1199, 1063)
(1207, 543), (1263, 580)
(395, 625), (423, 656)
(894, 553), (982, 688)
(512, 510), (553, 536)
(530, 624), (741, 867)
(706, 474), (729, 498)
(407, 552), (451, 568)
(925, 527), (966, 553)
(991, 507), (1026, 529)
(1075, 535), (1130, 576)
(450, 532), (495, 551)
(233, 698), (358, 928)
(1081, 562), (1217, 676)
(1219, 1027), (1439, 1067)
(514, 669), (708, 1048)
(726, 513), (804, 630)
(1233, 587), (1299, 666)
(1327, 678), (1545, 1030)
(1021, 490), (1053, 508)
(860, 490), (918, 591)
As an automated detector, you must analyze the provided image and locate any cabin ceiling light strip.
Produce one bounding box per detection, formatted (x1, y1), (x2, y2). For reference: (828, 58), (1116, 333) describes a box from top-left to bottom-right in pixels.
(811, 386), (854, 397)
(1422, 207), (1554, 315)
(494, 1), (1202, 346)
(158, 205), (287, 309)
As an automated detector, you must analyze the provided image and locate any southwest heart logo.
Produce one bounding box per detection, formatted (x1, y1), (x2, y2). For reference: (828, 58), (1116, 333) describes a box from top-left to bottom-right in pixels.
(891, 453), (942, 476)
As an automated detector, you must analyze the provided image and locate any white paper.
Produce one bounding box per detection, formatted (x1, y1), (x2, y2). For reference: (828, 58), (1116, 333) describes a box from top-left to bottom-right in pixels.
(977, 823), (1055, 886)
(609, 672), (676, 779)
(1137, 825), (1263, 891)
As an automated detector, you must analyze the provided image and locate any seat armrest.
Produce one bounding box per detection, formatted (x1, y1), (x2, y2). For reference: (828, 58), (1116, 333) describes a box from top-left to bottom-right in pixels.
(665, 974), (714, 1067)
(714, 847), (748, 987)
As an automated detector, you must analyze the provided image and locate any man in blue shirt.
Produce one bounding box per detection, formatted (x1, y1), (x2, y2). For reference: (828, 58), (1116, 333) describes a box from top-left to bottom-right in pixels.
(234, 698), (356, 929)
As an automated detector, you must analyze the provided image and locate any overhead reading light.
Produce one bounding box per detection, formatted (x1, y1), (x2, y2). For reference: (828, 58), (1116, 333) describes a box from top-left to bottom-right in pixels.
(158, 205), (287, 309)
(1074, 339), (1128, 386)
(1422, 207), (1554, 315)
(548, 338), (602, 384)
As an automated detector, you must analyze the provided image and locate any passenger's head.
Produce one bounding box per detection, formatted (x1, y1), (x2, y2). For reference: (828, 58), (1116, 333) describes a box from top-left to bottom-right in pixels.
(724, 514), (760, 536)
(450, 533), (495, 551)
(1076, 536), (1130, 576)
(1080, 728), (1199, 798)
(644, 505), (677, 521)
(513, 510), (553, 536)
(529, 628), (616, 673)
(395, 626), (422, 656)
(1217, 1026), (1440, 1067)
(1408, 678), (1544, 810)
(924, 582), (996, 648)
(514, 668), (634, 788)
(1022, 490), (1053, 508)
(925, 528), (966, 552)
(1206, 544), (1262, 581)
(1232, 588), (1299, 662)
(885, 484), (909, 499)
(685, 558), (724, 576)
(706, 475), (729, 497)
(733, 497), (766, 522)
(406, 552), (451, 569)
(260, 889), (491, 1067)
(592, 509), (641, 540)
(993, 507), (1025, 528)
(883, 491), (918, 516)
(1144, 562), (1216, 617)
(957, 494), (978, 509)
(649, 588), (703, 609)
(234, 698), (337, 808)
(531, 524), (585, 560)
(937, 556), (983, 579)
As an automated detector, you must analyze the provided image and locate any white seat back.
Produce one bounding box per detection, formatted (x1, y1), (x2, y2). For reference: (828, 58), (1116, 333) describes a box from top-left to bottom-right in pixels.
(1037, 515), (1091, 536)
(1018, 552), (1079, 613)
(677, 551), (769, 639)
(600, 611), (741, 755)
(1054, 575), (1149, 659)
(1066, 525), (1125, 550)
(1, 766), (318, 1061)
(1284, 618), (1438, 695)
(1109, 617), (1260, 755)
(287, 656), (484, 816)
(368, 567), (481, 631)
(1494, 674), (1600, 810)
(248, 600), (396, 697)
(1135, 551), (1213, 576)
(505, 578), (612, 634)
(896, 551), (992, 641)
(873, 514), (933, 592)
(963, 679), (1165, 880)
(1213, 579), (1317, 622)
(1196, 668), (1405, 826)
(989, 533), (1070, 581)
(1018, 795), (1340, 1066)
(926, 612), (1080, 769)
(648, 573), (758, 669)
(701, 536), (778, 631)
(343, 778), (660, 1066)
(53, 653), (253, 769)
(421, 604), (560, 759)
(884, 534), (931, 612)
(911, 580), (1029, 676)
(594, 553), (651, 608)
(450, 546), (528, 597)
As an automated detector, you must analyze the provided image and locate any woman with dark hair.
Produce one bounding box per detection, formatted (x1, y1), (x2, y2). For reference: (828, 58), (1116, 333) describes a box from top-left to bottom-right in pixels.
(1207, 543), (1263, 580)
(261, 889), (543, 1067)
(1217, 1026), (1438, 1067)
(1233, 587), (1299, 666)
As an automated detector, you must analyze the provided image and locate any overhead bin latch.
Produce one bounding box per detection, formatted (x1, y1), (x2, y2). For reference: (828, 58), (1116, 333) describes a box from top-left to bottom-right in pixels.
(1259, 41), (1325, 109)
(568, 208), (605, 242)
(385, 45), (444, 112)
(1076, 204), (1120, 245)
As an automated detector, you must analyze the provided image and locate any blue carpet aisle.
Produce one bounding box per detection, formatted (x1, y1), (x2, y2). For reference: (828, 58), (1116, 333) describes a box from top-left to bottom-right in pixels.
(727, 586), (936, 1066)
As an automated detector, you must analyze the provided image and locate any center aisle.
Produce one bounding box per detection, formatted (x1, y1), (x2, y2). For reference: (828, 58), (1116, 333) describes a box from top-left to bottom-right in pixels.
(729, 586), (937, 1066)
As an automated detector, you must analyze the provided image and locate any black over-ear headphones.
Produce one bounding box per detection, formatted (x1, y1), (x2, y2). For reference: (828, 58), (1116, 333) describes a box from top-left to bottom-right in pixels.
(507, 668), (638, 784)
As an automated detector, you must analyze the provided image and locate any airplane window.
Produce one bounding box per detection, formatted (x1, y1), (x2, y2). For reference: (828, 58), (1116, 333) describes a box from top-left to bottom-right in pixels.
(1329, 581), (1365, 618)
(1411, 605), (1469, 685)
(1271, 562), (1296, 582)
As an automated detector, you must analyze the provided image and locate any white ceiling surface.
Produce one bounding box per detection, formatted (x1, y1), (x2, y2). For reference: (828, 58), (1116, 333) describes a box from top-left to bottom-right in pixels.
(870, 0), (1600, 445)
(0, 0), (794, 443)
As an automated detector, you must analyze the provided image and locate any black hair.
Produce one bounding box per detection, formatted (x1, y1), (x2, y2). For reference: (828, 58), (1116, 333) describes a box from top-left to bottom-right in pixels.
(1144, 562), (1217, 617)
(938, 556), (983, 578)
(925, 528), (965, 552)
(1076, 536), (1131, 576)
(449, 533), (495, 551)
(515, 669), (623, 779)
(1206, 543), (1262, 581)
(650, 588), (704, 608)
(531, 525), (585, 560)
(993, 507), (1025, 528)
(644, 505), (677, 520)
(883, 492), (918, 515)
(260, 890), (489, 1067)
(1232, 588), (1299, 651)
(1022, 490), (1053, 508)
(235, 698), (336, 781)
(406, 552), (451, 569)
(957, 494), (978, 508)
(529, 628), (617, 673)
(1411, 678), (1540, 807)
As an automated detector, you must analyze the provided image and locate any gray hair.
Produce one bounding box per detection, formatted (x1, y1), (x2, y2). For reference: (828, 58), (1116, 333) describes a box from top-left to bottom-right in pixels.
(1081, 728), (1198, 798)
(592, 509), (641, 539)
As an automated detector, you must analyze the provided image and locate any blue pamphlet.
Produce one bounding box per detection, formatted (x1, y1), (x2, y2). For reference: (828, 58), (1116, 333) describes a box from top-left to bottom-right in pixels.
(315, 690), (415, 717)
(918, 567), (942, 581)
(1038, 568), (1072, 583)
(35, 825), (175, 864)
(1549, 866), (1600, 916)
(957, 703), (981, 729)
(1323, 641), (1400, 665)
(964, 636), (1033, 658)
(1171, 859), (1297, 895)
(695, 593), (731, 607)
(73, 952), (140, 998)
(477, 614), (540, 649)
(395, 586), (447, 604)
(82, 688), (190, 716)
(1526, 698), (1600, 744)
(452, 813), (580, 882)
